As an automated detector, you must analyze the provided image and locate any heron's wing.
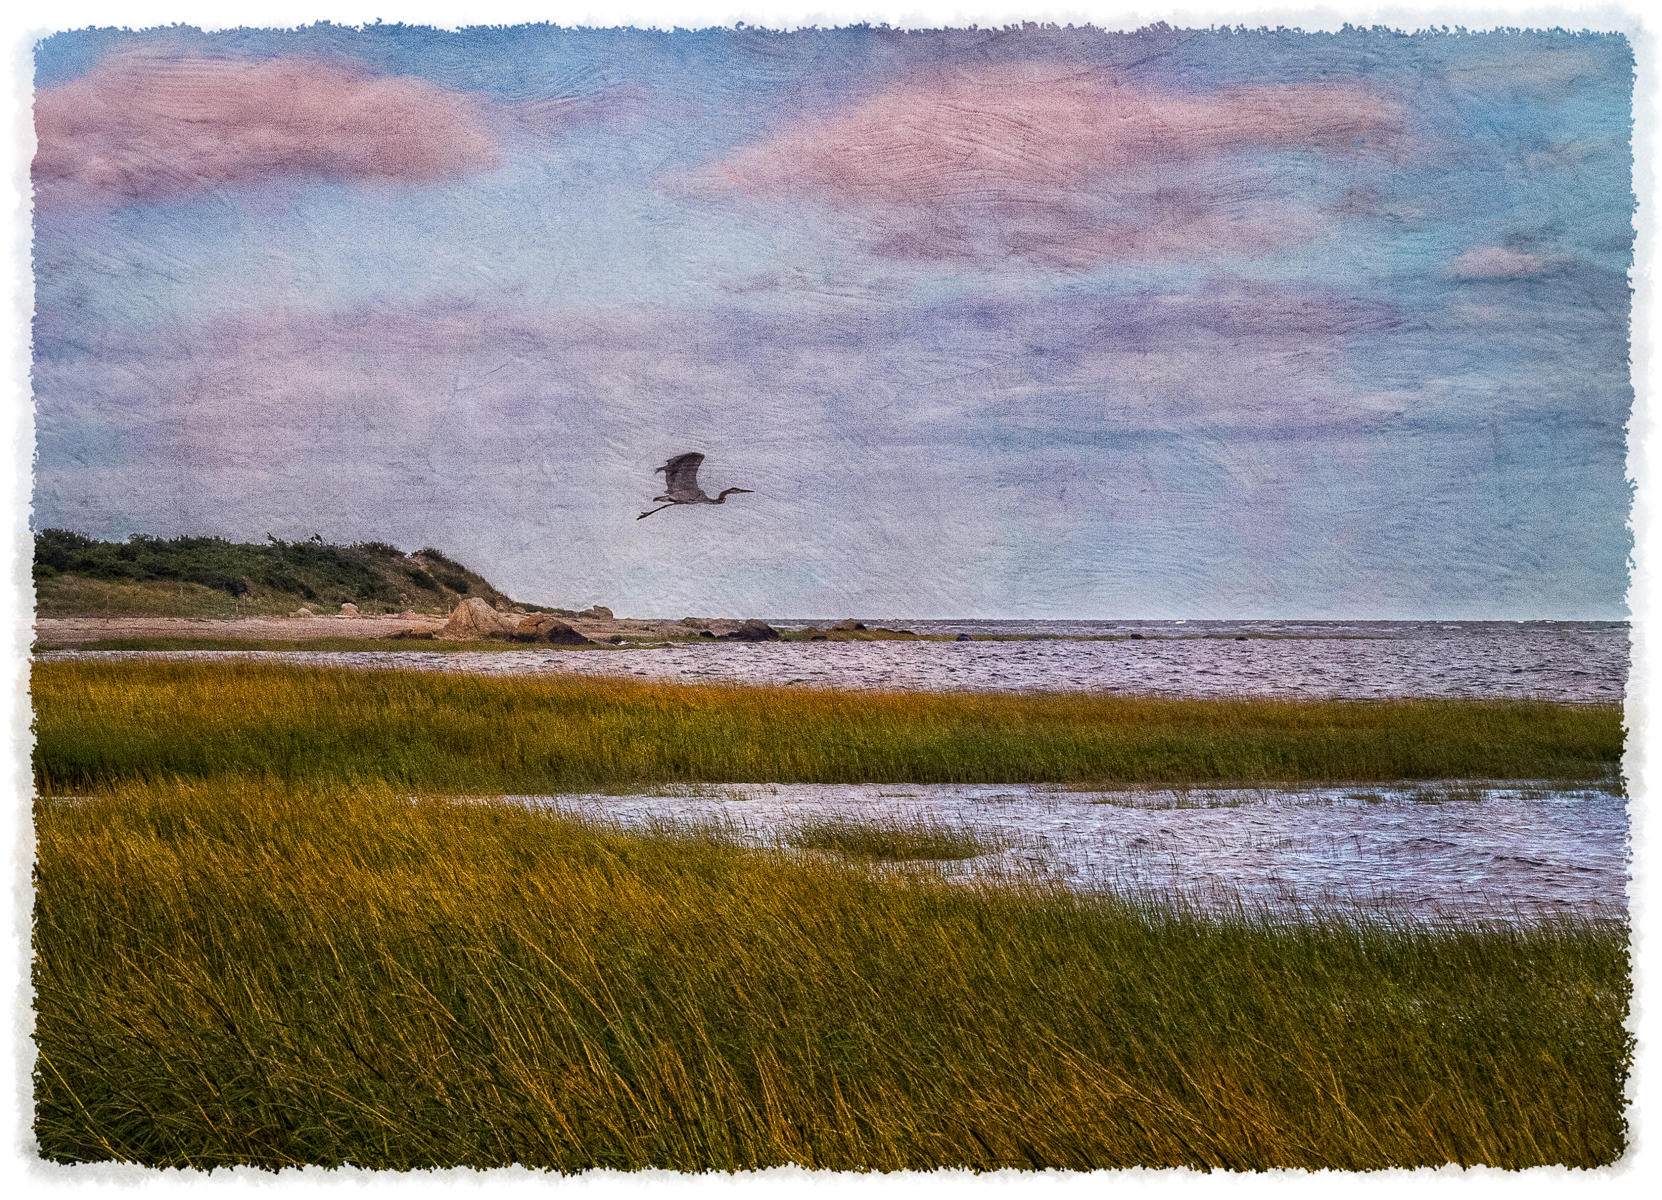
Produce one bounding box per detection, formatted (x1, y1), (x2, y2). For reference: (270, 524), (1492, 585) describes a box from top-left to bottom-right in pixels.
(656, 452), (705, 499)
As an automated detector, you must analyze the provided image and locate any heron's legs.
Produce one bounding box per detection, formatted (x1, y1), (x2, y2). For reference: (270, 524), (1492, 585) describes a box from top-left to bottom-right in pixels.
(637, 504), (674, 520)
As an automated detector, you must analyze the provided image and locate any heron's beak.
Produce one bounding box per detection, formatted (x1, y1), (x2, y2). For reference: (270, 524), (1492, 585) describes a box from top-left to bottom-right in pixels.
(731, 488), (754, 493)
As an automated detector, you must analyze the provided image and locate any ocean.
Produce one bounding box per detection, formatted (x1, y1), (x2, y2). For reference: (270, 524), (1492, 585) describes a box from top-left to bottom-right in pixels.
(54, 619), (1623, 701)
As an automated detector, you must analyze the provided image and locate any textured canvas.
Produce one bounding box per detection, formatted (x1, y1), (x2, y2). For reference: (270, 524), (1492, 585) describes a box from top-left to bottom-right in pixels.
(33, 24), (1634, 617)
(27, 21), (1637, 1172)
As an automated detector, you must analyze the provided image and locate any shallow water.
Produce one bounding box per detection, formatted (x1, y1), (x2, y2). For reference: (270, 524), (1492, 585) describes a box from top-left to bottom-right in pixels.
(522, 781), (1627, 924)
(47, 620), (1627, 701)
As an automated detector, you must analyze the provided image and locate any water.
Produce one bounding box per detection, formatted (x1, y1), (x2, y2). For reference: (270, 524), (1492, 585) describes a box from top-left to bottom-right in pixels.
(523, 781), (1628, 924)
(46, 620), (1627, 701)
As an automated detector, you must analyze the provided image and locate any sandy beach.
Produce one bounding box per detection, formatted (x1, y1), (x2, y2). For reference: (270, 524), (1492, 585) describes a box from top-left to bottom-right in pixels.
(33, 612), (748, 646)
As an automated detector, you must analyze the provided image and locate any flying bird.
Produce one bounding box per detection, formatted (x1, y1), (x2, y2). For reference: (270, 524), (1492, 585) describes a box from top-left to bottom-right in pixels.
(637, 452), (754, 520)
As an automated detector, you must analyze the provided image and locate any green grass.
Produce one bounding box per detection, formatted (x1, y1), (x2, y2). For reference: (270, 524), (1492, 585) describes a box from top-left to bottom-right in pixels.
(34, 575), (278, 618)
(31, 659), (1623, 794)
(29, 660), (1631, 1168)
(34, 778), (1630, 1170)
(788, 816), (1002, 860)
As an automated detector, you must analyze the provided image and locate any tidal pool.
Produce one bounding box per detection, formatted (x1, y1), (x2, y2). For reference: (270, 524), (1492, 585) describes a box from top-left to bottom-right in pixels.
(517, 780), (1627, 924)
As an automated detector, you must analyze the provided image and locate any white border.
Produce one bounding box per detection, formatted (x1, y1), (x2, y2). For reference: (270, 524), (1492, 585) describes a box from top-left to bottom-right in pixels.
(3, 5), (1654, 1195)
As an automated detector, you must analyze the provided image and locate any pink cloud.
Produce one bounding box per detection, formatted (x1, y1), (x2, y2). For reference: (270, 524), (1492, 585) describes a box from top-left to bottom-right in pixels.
(34, 50), (503, 207)
(680, 60), (1405, 266)
(1448, 246), (1554, 279)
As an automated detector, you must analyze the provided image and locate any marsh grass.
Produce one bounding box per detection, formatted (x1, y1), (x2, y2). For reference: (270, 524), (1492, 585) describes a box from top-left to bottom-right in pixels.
(1404, 781), (1494, 805)
(787, 816), (1002, 860)
(31, 660), (1621, 794)
(33, 778), (1630, 1170)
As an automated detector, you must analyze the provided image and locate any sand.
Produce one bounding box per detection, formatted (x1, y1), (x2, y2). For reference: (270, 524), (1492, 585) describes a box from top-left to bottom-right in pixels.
(33, 613), (745, 646)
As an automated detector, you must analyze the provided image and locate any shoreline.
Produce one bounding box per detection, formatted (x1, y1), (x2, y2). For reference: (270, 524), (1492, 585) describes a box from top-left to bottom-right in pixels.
(32, 611), (745, 646)
(31, 612), (1633, 652)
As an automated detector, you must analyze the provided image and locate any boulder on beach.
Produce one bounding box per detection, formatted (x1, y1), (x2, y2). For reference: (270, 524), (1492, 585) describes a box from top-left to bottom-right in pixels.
(725, 619), (781, 642)
(680, 617), (707, 628)
(513, 614), (593, 645)
(295, 606), (313, 617)
(698, 630), (716, 639)
(955, 633), (972, 642)
(441, 596), (518, 639)
(831, 619), (866, 631)
(339, 603), (359, 616)
(579, 605), (614, 620)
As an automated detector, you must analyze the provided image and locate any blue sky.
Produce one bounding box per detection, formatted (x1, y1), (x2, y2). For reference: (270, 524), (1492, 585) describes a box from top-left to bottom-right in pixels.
(30, 24), (1635, 618)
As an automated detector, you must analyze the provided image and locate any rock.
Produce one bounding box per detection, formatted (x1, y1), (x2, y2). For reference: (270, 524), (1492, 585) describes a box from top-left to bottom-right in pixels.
(810, 634), (828, 642)
(726, 620), (780, 642)
(955, 633), (972, 642)
(831, 619), (865, 631)
(442, 596), (518, 639)
(680, 617), (708, 628)
(1235, 635), (1249, 642)
(579, 605), (614, 620)
(511, 607), (527, 615)
(296, 607), (313, 617)
(339, 603), (359, 616)
(388, 629), (435, 641)
(698, 630), (716, 638)
(513, 614), (593, 645)
(1128, 633), (1144, 640)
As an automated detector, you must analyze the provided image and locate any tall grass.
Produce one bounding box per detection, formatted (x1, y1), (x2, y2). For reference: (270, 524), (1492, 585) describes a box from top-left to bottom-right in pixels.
(34, 778), (1630, 1170)
(31, 660), (1621, 794)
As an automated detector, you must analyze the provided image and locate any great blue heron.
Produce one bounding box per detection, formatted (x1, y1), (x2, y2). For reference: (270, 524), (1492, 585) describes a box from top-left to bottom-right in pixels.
(637, 452), (754, 520)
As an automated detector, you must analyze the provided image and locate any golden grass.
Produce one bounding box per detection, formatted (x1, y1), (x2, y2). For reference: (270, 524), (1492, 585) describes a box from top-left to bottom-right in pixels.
(32, 659), (1622, 794)
(34, 778), (1630, 1170)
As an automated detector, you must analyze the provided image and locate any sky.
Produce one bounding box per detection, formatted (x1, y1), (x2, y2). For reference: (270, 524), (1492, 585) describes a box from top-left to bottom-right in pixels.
(28, 23), (1637, 619)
